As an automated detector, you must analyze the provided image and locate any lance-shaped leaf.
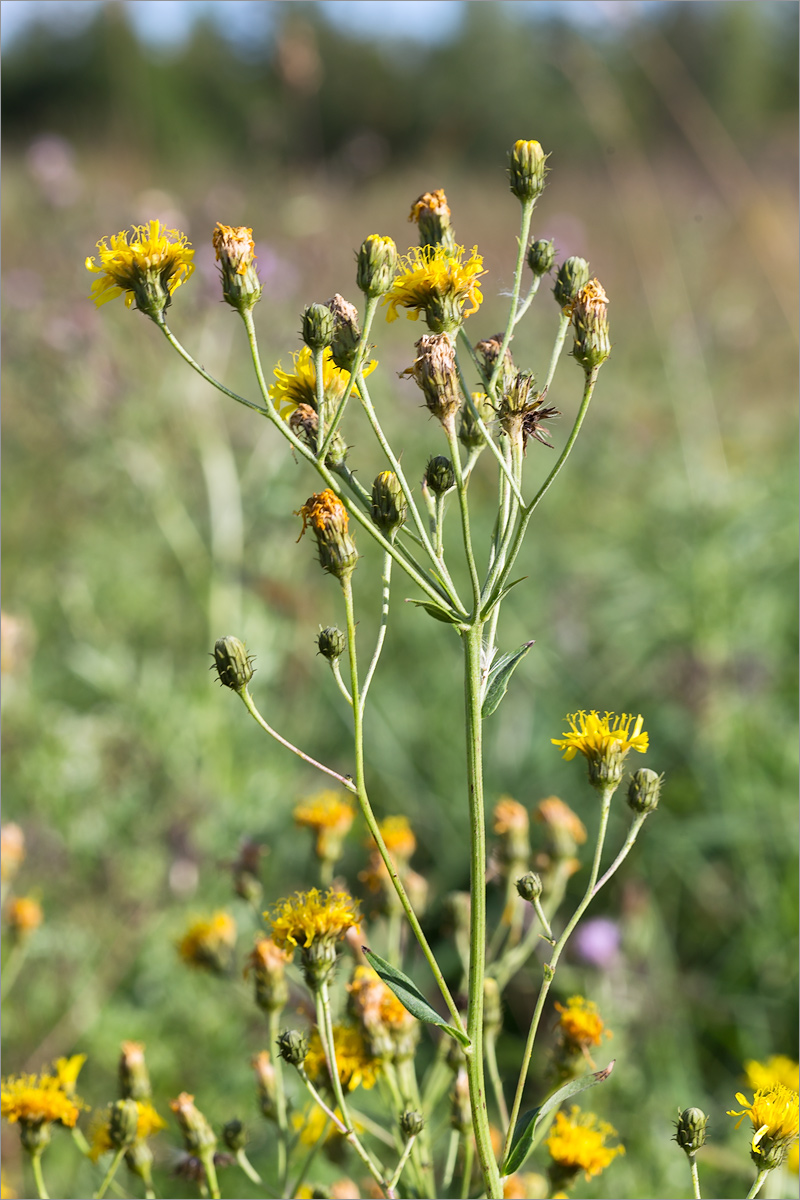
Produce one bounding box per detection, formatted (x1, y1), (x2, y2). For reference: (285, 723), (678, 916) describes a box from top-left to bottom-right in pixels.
(407, 599), (462, 626)
(480, 575), (527, 621)
(502, 1060), (615, 1175)
(363, 948), (471, 1048)
(481, 640), (535, 718)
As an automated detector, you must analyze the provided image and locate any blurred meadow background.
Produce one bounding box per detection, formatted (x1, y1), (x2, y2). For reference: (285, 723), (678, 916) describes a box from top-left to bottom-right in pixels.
(1, 2), (797, 1197)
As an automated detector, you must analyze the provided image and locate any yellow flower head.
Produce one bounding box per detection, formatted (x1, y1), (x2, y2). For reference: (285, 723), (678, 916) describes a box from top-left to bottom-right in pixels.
(268, 345), (376, 420)
(555, 996), (612, 1059)
(545, 1105), (624, 1181)
(176, 911), (237, 975)
(267, 887), (360, 951)
(374, 815), (416, 864)
(729, 1084), (800, 1168)
(88, 1100), (166, 1161)
(53, 1055), (87, 1098)
(305, 1023), (381, 1092)
(1, 1070), (84, 1128)
(86, 220), (194, 316)
(294, 791), (355, 861)
(552, 711), (648, 788)
(744, 1056), (800, 1095)
(6, 896), (43, 935)
(384, 244), (485, 333)
(291, 1102), (342, 1148)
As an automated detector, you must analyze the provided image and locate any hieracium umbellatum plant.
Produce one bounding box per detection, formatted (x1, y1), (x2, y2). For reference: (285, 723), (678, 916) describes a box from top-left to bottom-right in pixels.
(3, 138), (795, 1200)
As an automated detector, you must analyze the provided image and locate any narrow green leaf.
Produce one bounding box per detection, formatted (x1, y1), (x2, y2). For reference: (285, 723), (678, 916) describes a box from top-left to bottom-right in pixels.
(362, 948), (471, 1048)
(502, 1061), (616, 1175)
(407, 600), (462, 626)
(480, 575), (527, 621)
(481, 640), (535, 718)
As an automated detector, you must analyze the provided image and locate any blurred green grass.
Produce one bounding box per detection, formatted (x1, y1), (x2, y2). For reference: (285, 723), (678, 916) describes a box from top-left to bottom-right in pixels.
(2, 4), (797, 1198)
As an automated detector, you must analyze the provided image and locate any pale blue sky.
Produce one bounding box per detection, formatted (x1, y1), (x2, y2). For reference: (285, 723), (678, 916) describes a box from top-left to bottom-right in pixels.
(1, 0), (658, 54)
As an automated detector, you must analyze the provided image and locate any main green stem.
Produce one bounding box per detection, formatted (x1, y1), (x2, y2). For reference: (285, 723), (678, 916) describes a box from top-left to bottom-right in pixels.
(463, 625), (503, 1199)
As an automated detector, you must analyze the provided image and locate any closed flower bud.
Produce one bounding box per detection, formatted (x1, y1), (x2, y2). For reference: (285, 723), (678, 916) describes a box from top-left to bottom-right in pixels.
(451, 1067), (472, 1133)
(516, 871), (543, 903)
(245, 937), (291, 1014)
(326, 294), (363, 372)
(627, 768), (663, 814)
(20, 1119), (52, 1155)
(371, 471), (407, 536)
(423, 455), (455, 497)
(296, 490), (358, 583)
(212, 224), (262, 313)
(572, 278), (611, 372)
(252, 1052), (278, 1120)
(317, 626), (346, 662)
(169, 1093), (217, 1155)
(357, 235), (398, 298)
(212, 636), (254, 692)
(288, 403), (349, 469)
(222, 1118), (247, 1152)
(527, 238), (556, 277)
(109, 1098), (140, 1150)
(459, 391), (495, 450)
(406, 332), (461, 425)
(119, 1041), (152, 1102)
(302, 303), (334, 351)
(509, 139), (548, 203)
(409, 189), (456, 252)
(277, 1029), (309, 1068)
(674, 1107), (708, 1155)
(553, 256), (590, 314)
(475, 333), (516, 394)
(124, 1138), (154, 1183)
(400, 1110), (425, 1139)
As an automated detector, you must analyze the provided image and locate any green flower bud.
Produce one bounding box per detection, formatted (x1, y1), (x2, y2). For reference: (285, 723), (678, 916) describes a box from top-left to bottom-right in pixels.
(628, 768), (663, 814)
(277, 1029), (309, 1068)
(169, 1093), (217, 1155)
(509, 139), (548, 203)
(357, 235), (398, 298)
(124, 1138), (154, 1184)
(109, 1098), (140, 1150)
(317, 626), (346, 662)
(222, 1118), (248, 1152)
(20, 1118), (52, 1156)
(301, 303), (334, 351)
(400, 1110), (425, 1139)
(371, 471), (407, 535)
(213, 636), (254, 691)
(297, 490), (358, 584)
(212, 224), (262, 313)
(459, 390), (495, 451)
(516, 871), (543, 903)
(572, 279), (611, 372)
(553, 256), (590, 313)
(674, 1107), (708, 1155)
(527, 238), (555, 277)
(424, 455), (455, 497)
(119, 1041), (152, 1102)
(327, 293), (362, 372)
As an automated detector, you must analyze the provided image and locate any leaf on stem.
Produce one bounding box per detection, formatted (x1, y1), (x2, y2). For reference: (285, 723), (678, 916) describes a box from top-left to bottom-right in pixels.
(481, 641), (535, 718)
(406, 599), (463, 626)
(480, 576), (527, 622)
(363, 948), (471, 1048)
(502, 1060), (615, 1175)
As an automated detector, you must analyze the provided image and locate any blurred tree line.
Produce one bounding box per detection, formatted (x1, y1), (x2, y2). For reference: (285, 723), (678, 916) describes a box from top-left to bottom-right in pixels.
(3, 0), (798, 176)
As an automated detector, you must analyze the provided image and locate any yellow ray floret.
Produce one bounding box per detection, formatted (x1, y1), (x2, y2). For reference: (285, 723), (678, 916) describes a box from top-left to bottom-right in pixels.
(268, 346), (376, 419)
(267, 887), (360, 950)
(86, 220), (194, 308)
(551, 711), (648, 761)
(383, 244), (485, 324)
(729, 1084), (799, 1157)
(545, 1105), (624, 1180)
(88, 1100), (167, 1160)
(305, 1022), (381, 1091)
(555, 995), (612, 1050)
(744, 1056), (800, 1094)
(1, 1070), (85, 1127)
